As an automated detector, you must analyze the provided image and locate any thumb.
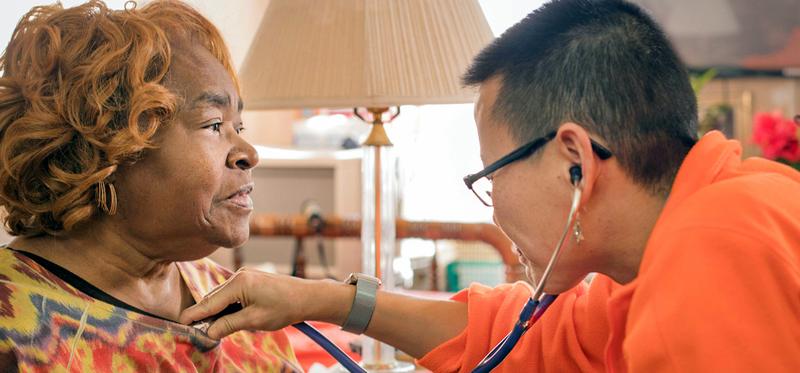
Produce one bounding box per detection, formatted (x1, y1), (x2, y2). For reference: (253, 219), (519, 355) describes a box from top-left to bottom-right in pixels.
(179, 275), (242, 325)
(206, 306), (262, 339)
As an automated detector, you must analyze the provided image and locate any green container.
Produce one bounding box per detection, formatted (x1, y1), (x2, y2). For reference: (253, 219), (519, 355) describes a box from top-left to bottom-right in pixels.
(446, 261), (505, 292)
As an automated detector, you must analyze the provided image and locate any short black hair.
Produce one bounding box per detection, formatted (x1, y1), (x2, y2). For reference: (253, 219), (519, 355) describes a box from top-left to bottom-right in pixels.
(464, 0), (697, 196)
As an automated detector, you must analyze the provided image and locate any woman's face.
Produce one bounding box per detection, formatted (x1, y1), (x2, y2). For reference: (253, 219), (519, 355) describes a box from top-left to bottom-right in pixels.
(110, 41), (258, 260)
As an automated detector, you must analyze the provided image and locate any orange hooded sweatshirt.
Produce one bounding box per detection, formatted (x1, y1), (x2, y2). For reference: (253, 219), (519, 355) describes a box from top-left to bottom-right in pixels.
(418, 131), (800, 372)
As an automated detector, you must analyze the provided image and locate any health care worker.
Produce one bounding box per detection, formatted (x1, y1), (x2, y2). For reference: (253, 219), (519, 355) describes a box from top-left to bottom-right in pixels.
(180, 0), (800, 371)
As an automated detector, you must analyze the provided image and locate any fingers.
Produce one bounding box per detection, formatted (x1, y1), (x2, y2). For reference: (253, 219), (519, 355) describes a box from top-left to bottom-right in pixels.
(179, 275), (242, 325)
(206, 305), (263, 340)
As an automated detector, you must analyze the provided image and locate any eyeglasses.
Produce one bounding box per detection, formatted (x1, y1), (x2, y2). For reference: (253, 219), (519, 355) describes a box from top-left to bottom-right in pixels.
(463, 131), (613, 207)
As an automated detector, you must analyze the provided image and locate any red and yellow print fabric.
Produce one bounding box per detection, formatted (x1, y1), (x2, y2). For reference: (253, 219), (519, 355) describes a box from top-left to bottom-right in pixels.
(0, 247), (302, 372)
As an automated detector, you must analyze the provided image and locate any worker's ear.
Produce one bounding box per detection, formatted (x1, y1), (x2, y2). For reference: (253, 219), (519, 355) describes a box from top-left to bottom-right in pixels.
(554, 123), (600, 204)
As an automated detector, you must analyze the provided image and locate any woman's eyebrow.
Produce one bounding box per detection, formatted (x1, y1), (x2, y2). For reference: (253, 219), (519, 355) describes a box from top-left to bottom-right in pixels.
(191, 91), (244, 112)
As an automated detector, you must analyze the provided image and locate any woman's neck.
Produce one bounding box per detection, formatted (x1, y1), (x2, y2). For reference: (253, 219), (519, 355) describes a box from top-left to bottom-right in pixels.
(585, 170), (668, 285)
(10, 221), (195, 320)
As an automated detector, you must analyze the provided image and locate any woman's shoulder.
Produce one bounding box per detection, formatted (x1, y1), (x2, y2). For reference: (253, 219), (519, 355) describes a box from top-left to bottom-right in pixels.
(0, 245), (76, 294)
(175, 256), (235, 295)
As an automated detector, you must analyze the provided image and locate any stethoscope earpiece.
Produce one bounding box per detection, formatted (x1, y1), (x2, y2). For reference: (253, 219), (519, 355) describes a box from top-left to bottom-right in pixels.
(569, 165), (582, 186)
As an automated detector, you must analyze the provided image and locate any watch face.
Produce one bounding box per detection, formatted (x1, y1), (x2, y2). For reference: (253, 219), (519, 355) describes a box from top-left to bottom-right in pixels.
(345, 273), (381, 286)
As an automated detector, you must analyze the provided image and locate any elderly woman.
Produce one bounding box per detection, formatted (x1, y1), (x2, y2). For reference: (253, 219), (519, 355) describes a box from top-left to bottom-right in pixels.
(0, 1), (300, 371)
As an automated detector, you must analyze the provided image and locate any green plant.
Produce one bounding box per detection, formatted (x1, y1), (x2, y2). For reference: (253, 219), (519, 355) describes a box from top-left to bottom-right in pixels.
(690, 68), (717, 95)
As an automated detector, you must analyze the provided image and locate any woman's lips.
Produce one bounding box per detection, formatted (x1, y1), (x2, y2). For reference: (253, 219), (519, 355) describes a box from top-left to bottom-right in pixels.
(222, 183), (254, 210)
(226, 192), (253, 209)
(516, 249), (536, 283)
(514, 245), (528, 263)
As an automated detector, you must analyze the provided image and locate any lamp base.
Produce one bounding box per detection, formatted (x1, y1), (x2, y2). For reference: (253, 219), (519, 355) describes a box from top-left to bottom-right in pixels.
(361, 361), (415, 373)
(333, 361), (415, 373)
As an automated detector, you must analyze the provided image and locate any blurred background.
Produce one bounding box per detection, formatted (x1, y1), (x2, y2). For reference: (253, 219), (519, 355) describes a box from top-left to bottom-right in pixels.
(1, 0), (798, 293)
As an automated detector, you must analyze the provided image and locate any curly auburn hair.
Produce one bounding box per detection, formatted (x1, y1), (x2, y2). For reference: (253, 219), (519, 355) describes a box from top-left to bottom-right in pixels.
(0, 0), (238, 236)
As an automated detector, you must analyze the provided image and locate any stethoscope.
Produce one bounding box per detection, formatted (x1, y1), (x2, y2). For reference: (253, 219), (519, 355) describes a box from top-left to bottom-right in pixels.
(292, 165), (585, 373)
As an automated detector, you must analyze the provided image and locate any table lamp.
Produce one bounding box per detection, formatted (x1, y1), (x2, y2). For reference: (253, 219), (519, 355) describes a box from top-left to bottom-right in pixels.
(238, 0), (493, 370)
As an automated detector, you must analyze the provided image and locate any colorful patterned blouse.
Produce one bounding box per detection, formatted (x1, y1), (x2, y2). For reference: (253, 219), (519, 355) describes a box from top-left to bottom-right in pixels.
(0, 246), (302, 372)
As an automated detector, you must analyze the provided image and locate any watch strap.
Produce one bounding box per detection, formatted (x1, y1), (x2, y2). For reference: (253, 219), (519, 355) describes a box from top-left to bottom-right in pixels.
(341, 273), (380, 334)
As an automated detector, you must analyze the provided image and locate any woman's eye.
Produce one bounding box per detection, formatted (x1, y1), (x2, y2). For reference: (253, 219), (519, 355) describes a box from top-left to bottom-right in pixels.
(235, 126), (246, 135)
(205, 122), (222, 133)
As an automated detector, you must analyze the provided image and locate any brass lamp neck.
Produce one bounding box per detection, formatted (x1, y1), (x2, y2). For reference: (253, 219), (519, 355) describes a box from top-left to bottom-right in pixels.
(361, 107), (393, 147)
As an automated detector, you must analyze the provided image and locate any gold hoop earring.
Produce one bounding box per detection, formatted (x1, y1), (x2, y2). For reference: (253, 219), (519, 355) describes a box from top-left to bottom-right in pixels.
(573, 216), (584, 244)
(97, 181), (117, 216)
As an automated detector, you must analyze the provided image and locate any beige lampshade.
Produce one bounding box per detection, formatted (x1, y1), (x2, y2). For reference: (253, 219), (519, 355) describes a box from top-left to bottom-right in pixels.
(239, 0), (494, 109)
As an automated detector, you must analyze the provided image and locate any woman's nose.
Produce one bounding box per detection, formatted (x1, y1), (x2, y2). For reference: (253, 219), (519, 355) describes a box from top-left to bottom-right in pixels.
(227, 137), (259, 170)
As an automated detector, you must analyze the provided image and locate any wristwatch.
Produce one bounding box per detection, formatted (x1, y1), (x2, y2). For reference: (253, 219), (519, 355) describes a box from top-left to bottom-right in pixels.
(341, 273), (381, 334)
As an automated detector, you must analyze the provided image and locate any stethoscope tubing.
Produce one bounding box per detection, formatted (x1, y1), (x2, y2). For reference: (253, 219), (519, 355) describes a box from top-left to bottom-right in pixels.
(471, 184), (582, 372)
(293, 322), (367, 373)
(299, 181), (583, 373)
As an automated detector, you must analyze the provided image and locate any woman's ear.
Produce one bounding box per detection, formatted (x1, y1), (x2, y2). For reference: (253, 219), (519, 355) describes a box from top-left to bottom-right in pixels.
(554, 122), (600, 204)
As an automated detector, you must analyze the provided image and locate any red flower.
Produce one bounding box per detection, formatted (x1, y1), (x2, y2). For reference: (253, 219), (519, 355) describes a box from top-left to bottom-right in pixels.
(752, 112), (800, 162)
